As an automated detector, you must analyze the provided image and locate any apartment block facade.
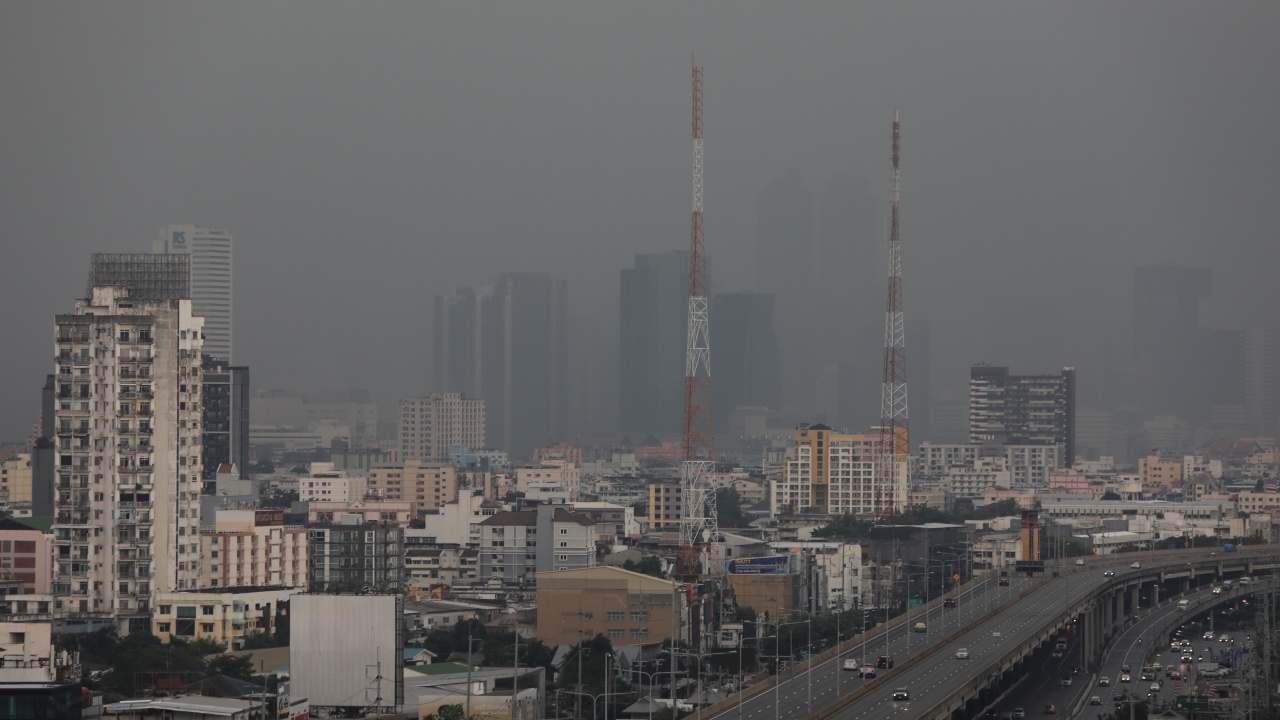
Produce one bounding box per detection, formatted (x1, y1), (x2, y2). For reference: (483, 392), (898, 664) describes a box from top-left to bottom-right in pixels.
(151, 586), (296, 648)
(399, 394), (485, 462)
(366, 461), (459, 517)
(772, 424), (904, 516)
(308, 521), (404, 592)
(969, 365), (1076, 462)
(477, 505), (595, 584)
(51, 283), (205, 631)
(199, 510), (308, 589)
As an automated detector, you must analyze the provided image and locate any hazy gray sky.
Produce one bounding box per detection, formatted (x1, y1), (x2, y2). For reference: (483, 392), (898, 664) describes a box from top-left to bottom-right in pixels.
(2, 2), (1278, 441)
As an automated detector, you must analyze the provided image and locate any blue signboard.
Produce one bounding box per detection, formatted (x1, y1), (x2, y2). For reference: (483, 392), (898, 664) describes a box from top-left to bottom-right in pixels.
(727, 555), (791, 575)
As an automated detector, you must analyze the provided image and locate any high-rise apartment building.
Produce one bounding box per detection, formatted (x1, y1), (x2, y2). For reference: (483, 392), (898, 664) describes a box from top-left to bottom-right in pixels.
(618, 251), (688, 435)
(52, 283), (205, 631)
(771, 424), (904, 516)
(201, 356), (250, 480)
(155, 224), (234, 361)
(433, 272), (568, 459)
(307, 520), (403, 593)
(969, 365), (1076, 463)
(399, 393), (485, 461)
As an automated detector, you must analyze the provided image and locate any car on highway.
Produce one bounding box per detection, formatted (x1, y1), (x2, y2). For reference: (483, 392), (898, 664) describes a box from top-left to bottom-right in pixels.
(1075, 558), (1085, 565)
(1218, 634), (1230, 642)
(1099, 677), (1110, 686)
(858, 666), (877, 678)
(1131, 561), (1141, 568)
(1089, 696), (1102, 705)
(842, 658), (859, 671)
(1120, 664), (1130, 673)
(1120, 673), (1132, 683)
(913, 622), (927, 633)
(1181, 653), (1194, 662)
(1169, 670), (1181, 680)
(1204, 631), (1216, 640)
(1212, 586), (1223, 594)
(998, 577), (1010, 586)
(944, 597), (957, 608)
(877, 655), (894, 669)
(1051, 648), (1063, 658)
(1011, 708), (1026, 719)
(891, 688), (909, 701)
(1103, 570), (1115, 577)
(1140, 668), (1156, 680)
(1043, 705), (1056, 715)
(1060, 677), (1071, 687)
(955, 648), (969, 659)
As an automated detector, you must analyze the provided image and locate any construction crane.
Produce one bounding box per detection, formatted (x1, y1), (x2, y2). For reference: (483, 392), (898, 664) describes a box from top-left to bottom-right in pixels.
(877, 112), (909, 520)
(677, 59), (717, 583)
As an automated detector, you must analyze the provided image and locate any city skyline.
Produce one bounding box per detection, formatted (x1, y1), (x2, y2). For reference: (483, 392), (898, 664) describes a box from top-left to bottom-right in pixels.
(1, 4), (1278, 449)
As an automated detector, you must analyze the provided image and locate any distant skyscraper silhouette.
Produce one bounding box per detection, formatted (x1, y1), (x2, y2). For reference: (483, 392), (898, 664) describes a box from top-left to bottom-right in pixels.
(154, 224), (234, 361)
(711, 292), (781, 437)
(755, 169), (816, 415)
(1133, 265), (1211, 422)
(619, 251), (689, 435)
(434, 272), (567, 459)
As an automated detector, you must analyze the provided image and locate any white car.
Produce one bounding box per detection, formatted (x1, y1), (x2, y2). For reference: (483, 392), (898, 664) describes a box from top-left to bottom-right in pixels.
(1131, 561), (1141, 569)
(842, 658), (859, 671)
(1218, 634), (1230, 643)
(1075, 558), (1085, 565)
(955, 648), (969, 659)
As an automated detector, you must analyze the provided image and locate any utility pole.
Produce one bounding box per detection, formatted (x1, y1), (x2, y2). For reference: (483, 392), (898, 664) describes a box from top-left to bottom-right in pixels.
(466, 630), (475, 720)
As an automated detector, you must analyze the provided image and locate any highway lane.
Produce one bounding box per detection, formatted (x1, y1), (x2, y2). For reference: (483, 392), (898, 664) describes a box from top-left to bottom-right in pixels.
(703, 547), (1274, 720)
(986, 619), (1085, 719)
(705, 570), (1043, 720)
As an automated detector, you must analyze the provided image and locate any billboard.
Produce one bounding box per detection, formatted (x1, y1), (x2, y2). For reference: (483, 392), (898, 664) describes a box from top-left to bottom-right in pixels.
(726, 555), (791, 575)
(256, 509), (285, 526)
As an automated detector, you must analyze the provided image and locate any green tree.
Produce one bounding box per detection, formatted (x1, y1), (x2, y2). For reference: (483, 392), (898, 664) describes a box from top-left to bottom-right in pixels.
(715, 488), (749, 529)
(811, 514), (873, 540)
(180, 637), (227, 655)
(622, 555), (665, 578)
(207, 654), (256, 681)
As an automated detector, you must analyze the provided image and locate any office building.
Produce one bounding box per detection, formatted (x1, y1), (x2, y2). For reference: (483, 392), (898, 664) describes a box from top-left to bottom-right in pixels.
(52, 283), (205, 631)
(618, 251), (688, 435)
(201, 356), (249, 480)
(535, 566), (679, 646)
(969, 365), (1076, 462)
(155, 224), (234, 361)
(434, 272), (568, 458)
(399, 393), (485, 462)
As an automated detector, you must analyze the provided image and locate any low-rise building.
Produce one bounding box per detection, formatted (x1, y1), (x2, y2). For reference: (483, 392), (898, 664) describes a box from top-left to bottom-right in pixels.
(405, 547), (479, 588)
(417, 492), (502, 547)
(104, 696), (261, 720)
(0, 453), (33, 504)
(571, 502), (640, 544)
(151, 587), (297, 648)
(297, 461), (367, 504)
(0, 517), (52, 594)
(307, 498), (414, 527)
(535, 566), (679, 646)
(0, 620), (84, 719)
(515, 461), (580, 500)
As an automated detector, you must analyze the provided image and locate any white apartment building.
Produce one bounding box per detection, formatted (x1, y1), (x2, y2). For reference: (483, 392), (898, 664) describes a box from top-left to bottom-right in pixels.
(298, 462), (368, 503)
(416, 492), (501, 547)
(766, 541), (863, 612)
(771, 425), (906, 517)
(918, 443), (1062, 486)
(199, 510), (308, 589)
(399, 393), (486, 462)
(52, 283), (205, 632)
(941, 457), (1012, 499)
(155, 224), (233, 362)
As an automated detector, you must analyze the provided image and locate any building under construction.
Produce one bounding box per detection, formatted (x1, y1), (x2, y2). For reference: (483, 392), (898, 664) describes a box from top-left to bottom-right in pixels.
(87, 252), (190, 300)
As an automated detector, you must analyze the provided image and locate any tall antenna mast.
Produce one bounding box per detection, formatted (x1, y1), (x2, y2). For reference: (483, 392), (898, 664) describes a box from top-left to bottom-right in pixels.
(878, 111), (909, 519)
(678, 58), (717, 581)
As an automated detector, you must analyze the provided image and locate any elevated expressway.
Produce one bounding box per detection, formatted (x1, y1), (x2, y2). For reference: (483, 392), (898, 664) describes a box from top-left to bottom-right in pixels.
(701, 546), (1280, 720)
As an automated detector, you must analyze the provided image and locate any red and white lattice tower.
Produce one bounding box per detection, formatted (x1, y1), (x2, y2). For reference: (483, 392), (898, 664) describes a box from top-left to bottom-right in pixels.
(678, 60), (717, 581)
(878, 112), (909, 519)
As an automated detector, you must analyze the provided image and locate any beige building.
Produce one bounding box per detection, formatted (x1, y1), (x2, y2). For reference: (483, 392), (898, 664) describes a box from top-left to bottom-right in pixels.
(515, 460), (580, 499)
(399, 393), (486, 462)
(536, 566), (680, 646)
(307, 499), (414, 527)
(725, 573), (800, 622)
(0, 517), (53, 594)
(0, 454), (33, 504)
(647, 482), (683, 530)
(199, 510), (308, 589)
(152, 587), (297, 648)
(1139, 455), (1184, 487)
(367, 461), (459, 517)
(1237, 491), (1280, 515)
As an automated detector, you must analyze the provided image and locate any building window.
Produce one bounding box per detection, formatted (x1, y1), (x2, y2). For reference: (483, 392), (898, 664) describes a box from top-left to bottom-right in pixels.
(607, 629), (626, 640)
(158, 605), (172, 615)
(201, 623), (214, 633)
(607, 612), (625, 622)
(158, 623), (170, 633)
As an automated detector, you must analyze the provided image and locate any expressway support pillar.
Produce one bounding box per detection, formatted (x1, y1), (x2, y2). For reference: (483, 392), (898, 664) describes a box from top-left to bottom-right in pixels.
(1129, 585), (1140, 619)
